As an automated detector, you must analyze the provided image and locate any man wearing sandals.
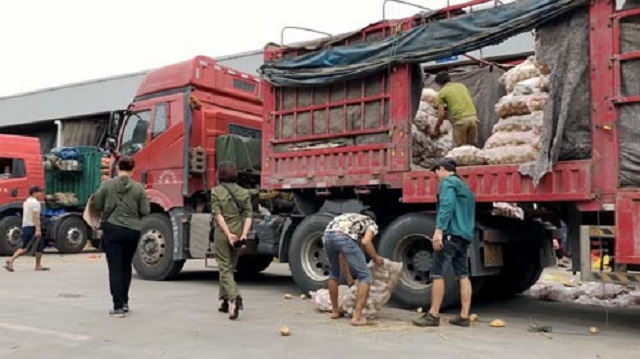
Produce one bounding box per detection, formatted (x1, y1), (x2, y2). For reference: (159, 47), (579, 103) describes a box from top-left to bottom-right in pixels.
(323, 210), (384, 326)
(413, 158), (475, 328)
(4, 186), (49, 272)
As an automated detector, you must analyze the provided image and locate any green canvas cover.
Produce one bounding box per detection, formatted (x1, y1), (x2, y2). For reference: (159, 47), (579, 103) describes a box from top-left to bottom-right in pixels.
(215, 135), (261, 173)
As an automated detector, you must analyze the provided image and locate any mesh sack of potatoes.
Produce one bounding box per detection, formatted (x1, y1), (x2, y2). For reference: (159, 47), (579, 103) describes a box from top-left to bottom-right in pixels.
(484, 130), (541, 150)
(495, 93), (549, 118)
(421, 88), (439, 105)
(412, 125), (453, 169)
(446, 145), (486, 166)
(492, 112), (544, 133)
(482, 144), (540, 165)
(339, 259), (403, 318)
(499, 57), (541, 93)
(513, 77), (545, 96)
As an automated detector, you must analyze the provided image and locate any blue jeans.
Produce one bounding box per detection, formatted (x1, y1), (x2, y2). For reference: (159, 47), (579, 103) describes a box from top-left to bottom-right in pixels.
(430, 235), (470, 280)
(323, 231), (371, 284)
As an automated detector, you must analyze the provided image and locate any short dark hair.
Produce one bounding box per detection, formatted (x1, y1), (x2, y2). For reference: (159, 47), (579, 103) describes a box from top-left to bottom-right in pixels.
(360, 210), (377, 222)
(434, 71), (451, 85)
(218, 161), (238, 183)
(117, 156), (135, 172)
(29, 185), (43, 196)
(431, 157), (457, 173)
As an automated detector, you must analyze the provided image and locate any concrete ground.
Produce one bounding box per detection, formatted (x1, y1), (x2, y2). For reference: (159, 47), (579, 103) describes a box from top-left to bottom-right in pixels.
(1, 252), (639, 359)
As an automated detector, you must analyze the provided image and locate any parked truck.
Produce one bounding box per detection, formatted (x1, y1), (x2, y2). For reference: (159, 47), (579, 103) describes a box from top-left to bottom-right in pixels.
(108, 0), (640, 309)
(0, 137), (104, 255)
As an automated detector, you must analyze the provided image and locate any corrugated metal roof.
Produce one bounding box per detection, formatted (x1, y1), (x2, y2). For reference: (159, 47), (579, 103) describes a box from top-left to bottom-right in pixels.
(0, 50), (264, 128)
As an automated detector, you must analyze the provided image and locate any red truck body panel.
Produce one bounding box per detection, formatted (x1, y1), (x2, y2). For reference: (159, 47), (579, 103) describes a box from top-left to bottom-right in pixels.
(122, 56), (262, 209)
(0, 135), (44, 207)
(262, 1), (640, 265)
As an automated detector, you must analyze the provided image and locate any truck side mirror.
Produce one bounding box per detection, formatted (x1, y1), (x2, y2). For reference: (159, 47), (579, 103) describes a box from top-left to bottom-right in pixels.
(106, 137), (117, 153)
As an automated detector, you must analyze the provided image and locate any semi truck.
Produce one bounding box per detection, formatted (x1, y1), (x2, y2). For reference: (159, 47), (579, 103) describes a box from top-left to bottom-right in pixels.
(107, 0), (639, 309)
(0, 137), (104, 255)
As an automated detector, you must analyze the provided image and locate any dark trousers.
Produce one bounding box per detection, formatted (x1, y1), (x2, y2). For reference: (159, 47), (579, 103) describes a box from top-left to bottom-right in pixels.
(103, 222), (140, 310)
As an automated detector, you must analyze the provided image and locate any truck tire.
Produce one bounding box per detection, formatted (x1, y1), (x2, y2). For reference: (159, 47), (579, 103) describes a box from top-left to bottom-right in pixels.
(0, 216), (23, 255)
(378, 212), (459, 309)
(236, 255), (274, 276)
(133, 214), (185, 281)
(55, 216), (89, 254)
(288, 214), (334, 295)
(479, 248), (543, 299)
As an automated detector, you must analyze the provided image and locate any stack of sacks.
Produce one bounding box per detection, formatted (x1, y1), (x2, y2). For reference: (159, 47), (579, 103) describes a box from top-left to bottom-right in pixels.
(483, 56), (550, 165)
(412, 88), (453, 169)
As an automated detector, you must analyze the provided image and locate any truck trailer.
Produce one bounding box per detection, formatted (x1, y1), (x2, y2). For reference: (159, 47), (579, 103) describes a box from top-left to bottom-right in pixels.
(106, 0), (640, 309)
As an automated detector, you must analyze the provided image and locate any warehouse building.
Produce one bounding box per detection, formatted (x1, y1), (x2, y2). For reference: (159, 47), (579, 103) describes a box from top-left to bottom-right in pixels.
(0, 50), (264, 153)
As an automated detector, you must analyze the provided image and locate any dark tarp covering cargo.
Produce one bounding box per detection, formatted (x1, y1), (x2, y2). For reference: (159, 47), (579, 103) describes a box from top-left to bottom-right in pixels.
(216, 135), (261, 173)
(260, 0), (587, 87)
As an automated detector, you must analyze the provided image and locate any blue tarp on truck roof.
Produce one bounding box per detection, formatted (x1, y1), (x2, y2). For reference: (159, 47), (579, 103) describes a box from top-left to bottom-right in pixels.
(260, 0), (588, 87)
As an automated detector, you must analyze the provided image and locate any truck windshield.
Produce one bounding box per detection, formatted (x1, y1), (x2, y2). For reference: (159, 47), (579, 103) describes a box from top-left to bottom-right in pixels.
(120, 110), (151, 156)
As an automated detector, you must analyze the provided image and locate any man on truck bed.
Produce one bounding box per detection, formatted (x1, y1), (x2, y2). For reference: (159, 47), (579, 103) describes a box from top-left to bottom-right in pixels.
(431, 71), (479, 147)
(323, 211), (384, 326)
(413, 158), (475, 328)
(4, 186), (48, 272)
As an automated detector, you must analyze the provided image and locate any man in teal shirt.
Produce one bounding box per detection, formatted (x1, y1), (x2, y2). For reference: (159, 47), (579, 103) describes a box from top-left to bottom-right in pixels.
(413, 158), (476, 328)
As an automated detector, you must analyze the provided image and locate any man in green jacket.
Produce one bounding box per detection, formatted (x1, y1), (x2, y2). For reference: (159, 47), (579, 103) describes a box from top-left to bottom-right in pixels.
(413, 158), (476, 328)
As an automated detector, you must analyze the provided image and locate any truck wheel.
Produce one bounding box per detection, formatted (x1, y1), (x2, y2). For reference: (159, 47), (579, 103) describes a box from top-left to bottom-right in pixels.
(55, 216), (89, 254)
(0, 216), (23, 255)
(378, 212), (459, 309)
(480, 251), (543, 299)
(133, 214), (185, 281)
(288, 214), (333, 295)
(236, 255), (274, 276)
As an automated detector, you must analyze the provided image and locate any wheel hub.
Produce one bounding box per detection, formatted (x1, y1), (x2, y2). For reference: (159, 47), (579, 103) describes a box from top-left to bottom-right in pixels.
(301, 233), (330, 282)
(66, 227), (84, 246)
(6, 226), (22, 247)
(394, 234), (433, 289)
(412, 251), (432, 272)
(139, 229), (166, 266)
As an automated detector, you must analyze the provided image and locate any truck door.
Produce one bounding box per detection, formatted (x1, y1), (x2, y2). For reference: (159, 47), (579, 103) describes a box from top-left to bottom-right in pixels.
(118, 108), (152, 184)
(0, 157), (28, 204)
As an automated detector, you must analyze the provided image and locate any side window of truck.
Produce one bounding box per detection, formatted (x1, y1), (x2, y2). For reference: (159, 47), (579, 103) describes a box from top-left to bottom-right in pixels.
(0, 157), (26, 179)
(152, 103), (168, 138)
(120, 110), (152, 156)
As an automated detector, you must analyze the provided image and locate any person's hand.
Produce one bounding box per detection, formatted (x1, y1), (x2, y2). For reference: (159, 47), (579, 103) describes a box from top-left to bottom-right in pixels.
(227, 233), (238, 245)
(552, 239), (560, 250)
(373, 256), (385, 266)
(239, 235), (248, 248)
(35, 229), (42, 238)
(432, 230), (443, 251)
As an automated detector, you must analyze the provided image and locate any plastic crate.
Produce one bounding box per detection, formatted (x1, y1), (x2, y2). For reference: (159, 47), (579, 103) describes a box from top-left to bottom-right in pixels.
(45, 146), (103, 209)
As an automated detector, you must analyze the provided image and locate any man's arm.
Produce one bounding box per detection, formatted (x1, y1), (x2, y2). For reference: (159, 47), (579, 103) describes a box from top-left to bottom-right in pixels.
(361, 229), (383, 265)
(32, 204), (41, 237)
(92, 182), (106, 211)
(240, 193), (253, 241)
(435, 183), (456, 235)
(432, 104), (446, 138)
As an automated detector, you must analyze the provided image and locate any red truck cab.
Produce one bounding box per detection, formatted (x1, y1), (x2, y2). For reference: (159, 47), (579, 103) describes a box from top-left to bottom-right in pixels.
(0, 135), (45, 254)
(109, 56), (266, 280)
